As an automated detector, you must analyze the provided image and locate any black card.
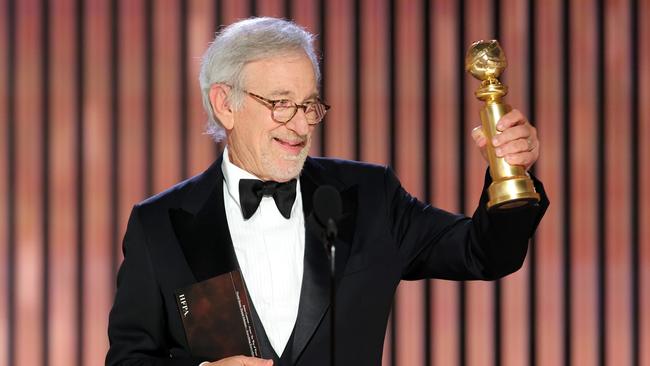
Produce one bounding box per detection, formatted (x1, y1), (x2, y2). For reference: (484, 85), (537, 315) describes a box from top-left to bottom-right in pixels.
(175, 270), (260, 360)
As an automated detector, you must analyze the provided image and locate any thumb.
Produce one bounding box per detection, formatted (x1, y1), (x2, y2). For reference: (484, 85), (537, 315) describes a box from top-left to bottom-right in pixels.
(471, 125), (489, 163)
(471, 125), (487, 147)
(243, 357), (273, 366)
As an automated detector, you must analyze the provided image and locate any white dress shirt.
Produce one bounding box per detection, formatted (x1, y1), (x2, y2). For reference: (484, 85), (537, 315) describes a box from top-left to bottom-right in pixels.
(221, 147), (305, 356)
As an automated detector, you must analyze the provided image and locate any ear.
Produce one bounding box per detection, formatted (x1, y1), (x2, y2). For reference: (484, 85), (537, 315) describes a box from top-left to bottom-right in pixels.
(209, 84), (235, 130)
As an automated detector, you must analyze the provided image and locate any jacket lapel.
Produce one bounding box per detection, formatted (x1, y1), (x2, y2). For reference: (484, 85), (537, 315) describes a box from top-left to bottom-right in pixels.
(291, 158), (358, 364)
(169, 156), (239, 283)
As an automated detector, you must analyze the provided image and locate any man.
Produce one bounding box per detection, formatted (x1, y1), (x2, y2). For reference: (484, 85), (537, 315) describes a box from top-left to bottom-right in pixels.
(106, 17), (548, 366)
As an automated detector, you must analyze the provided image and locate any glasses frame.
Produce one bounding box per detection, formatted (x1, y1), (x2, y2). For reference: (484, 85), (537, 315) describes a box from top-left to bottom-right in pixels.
(244, 90), (331, 125)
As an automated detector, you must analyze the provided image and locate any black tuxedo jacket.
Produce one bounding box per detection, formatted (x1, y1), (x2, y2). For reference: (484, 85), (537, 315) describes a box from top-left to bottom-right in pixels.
(106, 156), (548, 366)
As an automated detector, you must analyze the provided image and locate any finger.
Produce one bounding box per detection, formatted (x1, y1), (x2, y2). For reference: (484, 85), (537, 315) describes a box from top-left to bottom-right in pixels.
(494, 138), (533, 157)
(496, 109), (527, 131)
(471, 126), (487, 147)
(504, 151), (537, 169)
(211, 356), (273, 366)
(471, 126), (490, 164)
(492, 124), (536, 147)
(242, 357), (273, 366)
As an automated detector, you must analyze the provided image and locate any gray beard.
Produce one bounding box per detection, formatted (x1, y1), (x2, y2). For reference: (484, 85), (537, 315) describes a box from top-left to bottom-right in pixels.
(260, 142), (310, 181)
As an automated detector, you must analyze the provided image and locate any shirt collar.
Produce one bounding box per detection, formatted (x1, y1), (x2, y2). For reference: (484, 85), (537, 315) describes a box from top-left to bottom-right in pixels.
(221, 146), (258, 208)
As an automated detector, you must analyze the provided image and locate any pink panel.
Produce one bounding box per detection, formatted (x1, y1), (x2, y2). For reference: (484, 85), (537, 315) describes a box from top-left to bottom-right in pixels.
(83, 0), (113, 363)
(395, 0), (423, 196)
(290, 0), (318, 49)
(360, 0), (389, 165)
(14, 0), (44, 364)
(222, 0), (250, 24)
(187, 0), (219, 177)
(256, 0), (284, 18)
(570, 0), (599, 365)
(324, 0), (353, 159)
(431, 281), (459, 366)
(534, 0), (564, 365)
(639, 1), (650, 365)
(395, 282), (424, 365)
(49, 0), (79, 364)
(0, 0), (8, 362)
(604, 0), (632, 364)
(153, 0), (182, 192)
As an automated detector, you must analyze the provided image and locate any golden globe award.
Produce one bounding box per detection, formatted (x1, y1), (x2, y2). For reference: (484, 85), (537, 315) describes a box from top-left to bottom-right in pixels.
(465, 40), (540, 210)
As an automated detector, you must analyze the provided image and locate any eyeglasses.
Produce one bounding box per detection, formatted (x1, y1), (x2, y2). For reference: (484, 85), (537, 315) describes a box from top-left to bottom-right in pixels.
(245, 90), (331, 125)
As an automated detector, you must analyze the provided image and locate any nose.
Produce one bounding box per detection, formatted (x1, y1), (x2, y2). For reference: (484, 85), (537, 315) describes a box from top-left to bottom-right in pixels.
(285, 107), (311, 136)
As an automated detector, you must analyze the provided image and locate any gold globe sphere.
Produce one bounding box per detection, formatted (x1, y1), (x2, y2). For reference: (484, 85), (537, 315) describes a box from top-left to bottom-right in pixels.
(465, 40), (507, 81)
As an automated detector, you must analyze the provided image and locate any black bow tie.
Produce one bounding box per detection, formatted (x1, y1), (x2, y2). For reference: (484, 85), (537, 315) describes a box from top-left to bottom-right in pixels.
(239, 179), (297, 220)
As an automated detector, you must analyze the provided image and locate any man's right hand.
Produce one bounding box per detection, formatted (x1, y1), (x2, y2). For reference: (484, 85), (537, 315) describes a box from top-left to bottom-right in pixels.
(205, 356), (273, 366)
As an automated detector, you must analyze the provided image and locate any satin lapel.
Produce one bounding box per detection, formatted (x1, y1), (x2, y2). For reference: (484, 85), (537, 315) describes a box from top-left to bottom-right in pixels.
(334, 186), (358, 282)
(291, 160), (358, 364)
(169, 157), (238, 283)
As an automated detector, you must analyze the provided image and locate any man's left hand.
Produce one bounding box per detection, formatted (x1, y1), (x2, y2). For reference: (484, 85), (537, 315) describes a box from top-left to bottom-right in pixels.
(471, 109), (539, 171)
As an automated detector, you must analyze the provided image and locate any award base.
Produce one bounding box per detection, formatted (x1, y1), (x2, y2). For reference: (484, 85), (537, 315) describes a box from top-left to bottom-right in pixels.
(487, 175), (541, 210)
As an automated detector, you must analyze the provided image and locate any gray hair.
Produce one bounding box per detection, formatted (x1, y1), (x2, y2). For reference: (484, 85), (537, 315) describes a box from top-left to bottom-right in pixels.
(199, 17), (321, 142)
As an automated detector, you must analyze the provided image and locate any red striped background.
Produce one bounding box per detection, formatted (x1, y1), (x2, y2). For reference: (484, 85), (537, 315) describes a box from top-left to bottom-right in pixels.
(1, 0), (649, 365)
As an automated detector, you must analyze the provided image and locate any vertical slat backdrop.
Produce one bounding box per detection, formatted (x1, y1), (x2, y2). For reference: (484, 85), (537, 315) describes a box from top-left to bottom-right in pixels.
(1, 1), (648, 365)
(0, 0), (8, 363)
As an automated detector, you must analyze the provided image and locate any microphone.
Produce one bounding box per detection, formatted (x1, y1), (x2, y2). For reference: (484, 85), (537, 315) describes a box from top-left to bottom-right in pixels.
(310, 185), (341, 366)
(310, 185), (342, 244)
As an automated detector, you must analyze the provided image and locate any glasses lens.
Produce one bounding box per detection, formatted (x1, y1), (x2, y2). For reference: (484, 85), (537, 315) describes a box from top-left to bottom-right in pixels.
(271, 100), (328, 124)
(272, 100), (297, 123)
(304, 103), (327, 124)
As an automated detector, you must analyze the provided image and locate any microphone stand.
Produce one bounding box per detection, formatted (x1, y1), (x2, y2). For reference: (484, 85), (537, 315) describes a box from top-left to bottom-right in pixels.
(325, 218), (338, 366)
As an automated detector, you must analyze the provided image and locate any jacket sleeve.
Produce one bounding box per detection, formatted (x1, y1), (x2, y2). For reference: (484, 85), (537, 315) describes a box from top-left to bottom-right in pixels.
(386, 167), (549, 281)
(106, 206), (204, 366)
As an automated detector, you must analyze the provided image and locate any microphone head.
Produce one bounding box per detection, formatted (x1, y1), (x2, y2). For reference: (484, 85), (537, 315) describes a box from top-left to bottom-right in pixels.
(312, 185), (342, 225)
